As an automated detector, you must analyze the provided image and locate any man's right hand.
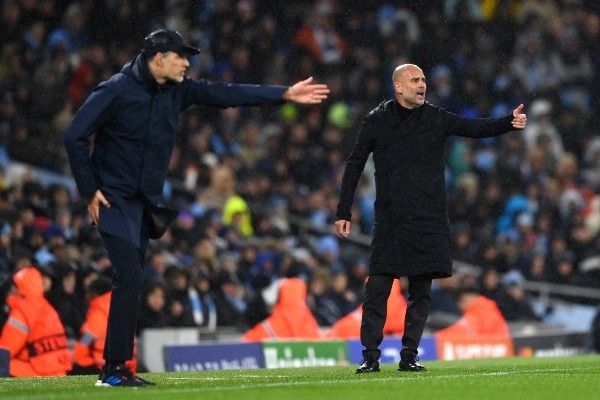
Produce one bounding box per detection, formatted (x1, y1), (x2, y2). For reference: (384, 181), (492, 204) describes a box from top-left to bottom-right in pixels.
(335, 219), (351, 238)
(88, 189), (110, 225)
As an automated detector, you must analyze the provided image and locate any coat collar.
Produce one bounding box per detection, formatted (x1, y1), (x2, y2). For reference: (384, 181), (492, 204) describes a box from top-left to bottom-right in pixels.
(377, 100), (431, 147)
(125, 53), (174, 92)
(125, 53), (154, 85)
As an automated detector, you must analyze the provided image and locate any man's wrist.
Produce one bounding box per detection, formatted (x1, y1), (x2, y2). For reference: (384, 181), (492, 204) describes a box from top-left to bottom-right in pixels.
(282, 86), (293, 101)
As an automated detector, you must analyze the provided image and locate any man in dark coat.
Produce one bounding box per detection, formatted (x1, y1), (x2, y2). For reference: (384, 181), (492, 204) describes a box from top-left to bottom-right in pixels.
(65, 29), (329, 387)
(334, 64), (526, 373)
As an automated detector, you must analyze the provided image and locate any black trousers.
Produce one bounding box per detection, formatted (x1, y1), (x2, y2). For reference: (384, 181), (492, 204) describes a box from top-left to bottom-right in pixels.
(100, 222), (149, 363)
(360, 273), (432, 361)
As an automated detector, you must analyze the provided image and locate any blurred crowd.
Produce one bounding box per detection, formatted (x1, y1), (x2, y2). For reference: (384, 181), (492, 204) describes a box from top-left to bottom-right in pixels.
(1, 0), (600, 340)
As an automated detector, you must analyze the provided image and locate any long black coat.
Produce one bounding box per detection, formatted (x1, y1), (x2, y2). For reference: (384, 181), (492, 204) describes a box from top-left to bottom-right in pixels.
(336, 100), (514, 278)
(65, 54), (286, 246)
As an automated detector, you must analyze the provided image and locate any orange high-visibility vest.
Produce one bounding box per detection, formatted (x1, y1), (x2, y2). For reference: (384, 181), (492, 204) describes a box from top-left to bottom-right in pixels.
(242, 278), (321, 342)
(0, 296), (72, 377)
(0, 268), (72, 377)
(436, 295), (510, 338)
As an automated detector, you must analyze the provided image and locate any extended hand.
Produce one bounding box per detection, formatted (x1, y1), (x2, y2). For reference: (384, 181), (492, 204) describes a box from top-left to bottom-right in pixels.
(88, 189), (110, 225)
(335, 219), (351, 238)
(283, 76), (330, 104)
(512, 103), (527, 130)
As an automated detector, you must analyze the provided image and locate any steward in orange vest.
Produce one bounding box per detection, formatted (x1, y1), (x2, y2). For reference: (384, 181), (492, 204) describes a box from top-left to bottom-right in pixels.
(436, 288), (510, 338)
(325, 278), (407, 339)
(0, 267), (72, 377)
(71, 277), (137, 374)
(241, 278), (321, 341)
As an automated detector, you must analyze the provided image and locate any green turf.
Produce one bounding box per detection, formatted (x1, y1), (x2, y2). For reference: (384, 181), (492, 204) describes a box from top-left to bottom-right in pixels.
(0, 355), (598, 400)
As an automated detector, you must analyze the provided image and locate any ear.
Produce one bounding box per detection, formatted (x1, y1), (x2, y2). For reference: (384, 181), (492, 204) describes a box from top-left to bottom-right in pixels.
(394, 81), (402, 94)
(152, 52), (163, 67)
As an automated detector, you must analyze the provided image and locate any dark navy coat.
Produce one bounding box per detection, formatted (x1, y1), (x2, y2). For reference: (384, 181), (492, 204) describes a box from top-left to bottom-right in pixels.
(65, 54), (286, 246)
(336, 100), (515, 279)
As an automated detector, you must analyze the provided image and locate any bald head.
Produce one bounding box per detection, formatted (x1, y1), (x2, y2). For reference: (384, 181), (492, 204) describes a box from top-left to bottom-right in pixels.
(392, 64), (426, 109)
(392, 64), (423, 83)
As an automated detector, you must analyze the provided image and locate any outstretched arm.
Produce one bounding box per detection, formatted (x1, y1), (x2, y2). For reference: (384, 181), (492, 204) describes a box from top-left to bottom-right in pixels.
(185, 76), (329, 108)
(445, 103), (527, 138)
(283, 76), (330, 104)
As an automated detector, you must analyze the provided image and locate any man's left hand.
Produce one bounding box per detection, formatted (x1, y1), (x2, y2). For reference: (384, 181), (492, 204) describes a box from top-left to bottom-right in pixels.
(283, 76), (330, 104)
(511, 103), (527, 130)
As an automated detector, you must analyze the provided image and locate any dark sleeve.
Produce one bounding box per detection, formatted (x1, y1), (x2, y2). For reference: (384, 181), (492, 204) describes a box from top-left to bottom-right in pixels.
(336, 114), (376, 221)
(64, 85), (118, 200)
(443, 111), (515, 138)
(181, 78), (287, 109)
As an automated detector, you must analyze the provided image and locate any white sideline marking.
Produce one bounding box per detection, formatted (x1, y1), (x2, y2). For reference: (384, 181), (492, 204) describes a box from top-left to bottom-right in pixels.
(1, 367), (598, 400)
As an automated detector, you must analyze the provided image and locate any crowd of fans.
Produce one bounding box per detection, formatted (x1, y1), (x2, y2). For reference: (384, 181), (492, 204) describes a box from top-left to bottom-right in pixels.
(1, 0), (600, 341)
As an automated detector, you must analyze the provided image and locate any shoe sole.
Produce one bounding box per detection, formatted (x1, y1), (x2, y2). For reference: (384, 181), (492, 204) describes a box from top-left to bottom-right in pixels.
(356, 368), (380, 374)
(95, 379), (146, 387)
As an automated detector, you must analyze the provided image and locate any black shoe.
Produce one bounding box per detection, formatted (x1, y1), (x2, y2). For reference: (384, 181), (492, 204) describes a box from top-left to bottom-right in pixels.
(356, 359), (380, 374)
(134, 375), (156, 385)
(95, 364), (146, 387)
(398, 349), (427, 372)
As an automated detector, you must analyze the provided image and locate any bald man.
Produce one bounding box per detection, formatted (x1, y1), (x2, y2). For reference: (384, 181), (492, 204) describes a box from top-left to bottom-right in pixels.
(335, 64), (526, 373)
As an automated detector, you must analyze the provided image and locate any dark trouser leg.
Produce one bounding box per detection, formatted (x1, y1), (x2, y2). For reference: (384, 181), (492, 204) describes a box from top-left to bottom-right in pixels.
(101, 225), (149, 362)
(360, 274), (394, 360)
(402, 274), (432, 352)
(69, 364), (102, 375)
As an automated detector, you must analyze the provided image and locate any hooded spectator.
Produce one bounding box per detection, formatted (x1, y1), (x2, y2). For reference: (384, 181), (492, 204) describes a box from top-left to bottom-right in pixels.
(436, 286), (510, 339)
(242, 277), (320, 341)
(0, 267), (72, 376)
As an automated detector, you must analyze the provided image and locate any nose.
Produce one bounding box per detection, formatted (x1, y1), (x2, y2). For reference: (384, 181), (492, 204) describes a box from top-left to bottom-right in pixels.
(182, 58), (190, 68)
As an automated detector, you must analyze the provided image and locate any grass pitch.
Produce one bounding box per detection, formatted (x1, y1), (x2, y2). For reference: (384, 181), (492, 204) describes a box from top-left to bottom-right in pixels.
(0, 355), (598, 400)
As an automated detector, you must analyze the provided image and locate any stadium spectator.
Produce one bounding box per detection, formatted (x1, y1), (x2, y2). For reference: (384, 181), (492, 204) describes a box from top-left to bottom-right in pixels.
(306, 269), (345, 326)
(45, 261), (85, 340)
(164, 266), (196, 327)
(191, 272), (217, 329)
(136, 280), (168, 334)
(241, 277), (321, 341)
(212, 271), (248, 329)
(292, 4), (347, 66)
(511, 31), (561, 96)
(0, 267), (72, 377)
(436, 286), (510, 338)
(480, 269), (541, 322)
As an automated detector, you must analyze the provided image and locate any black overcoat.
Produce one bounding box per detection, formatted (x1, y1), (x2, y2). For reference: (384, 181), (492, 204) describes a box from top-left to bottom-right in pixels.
(65, 54), (286, 246)
(336, 100), (514, 278)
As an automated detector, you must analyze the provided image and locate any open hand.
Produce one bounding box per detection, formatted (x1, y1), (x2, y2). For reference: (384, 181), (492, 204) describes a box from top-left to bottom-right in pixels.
(283, 76), (330, 104)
